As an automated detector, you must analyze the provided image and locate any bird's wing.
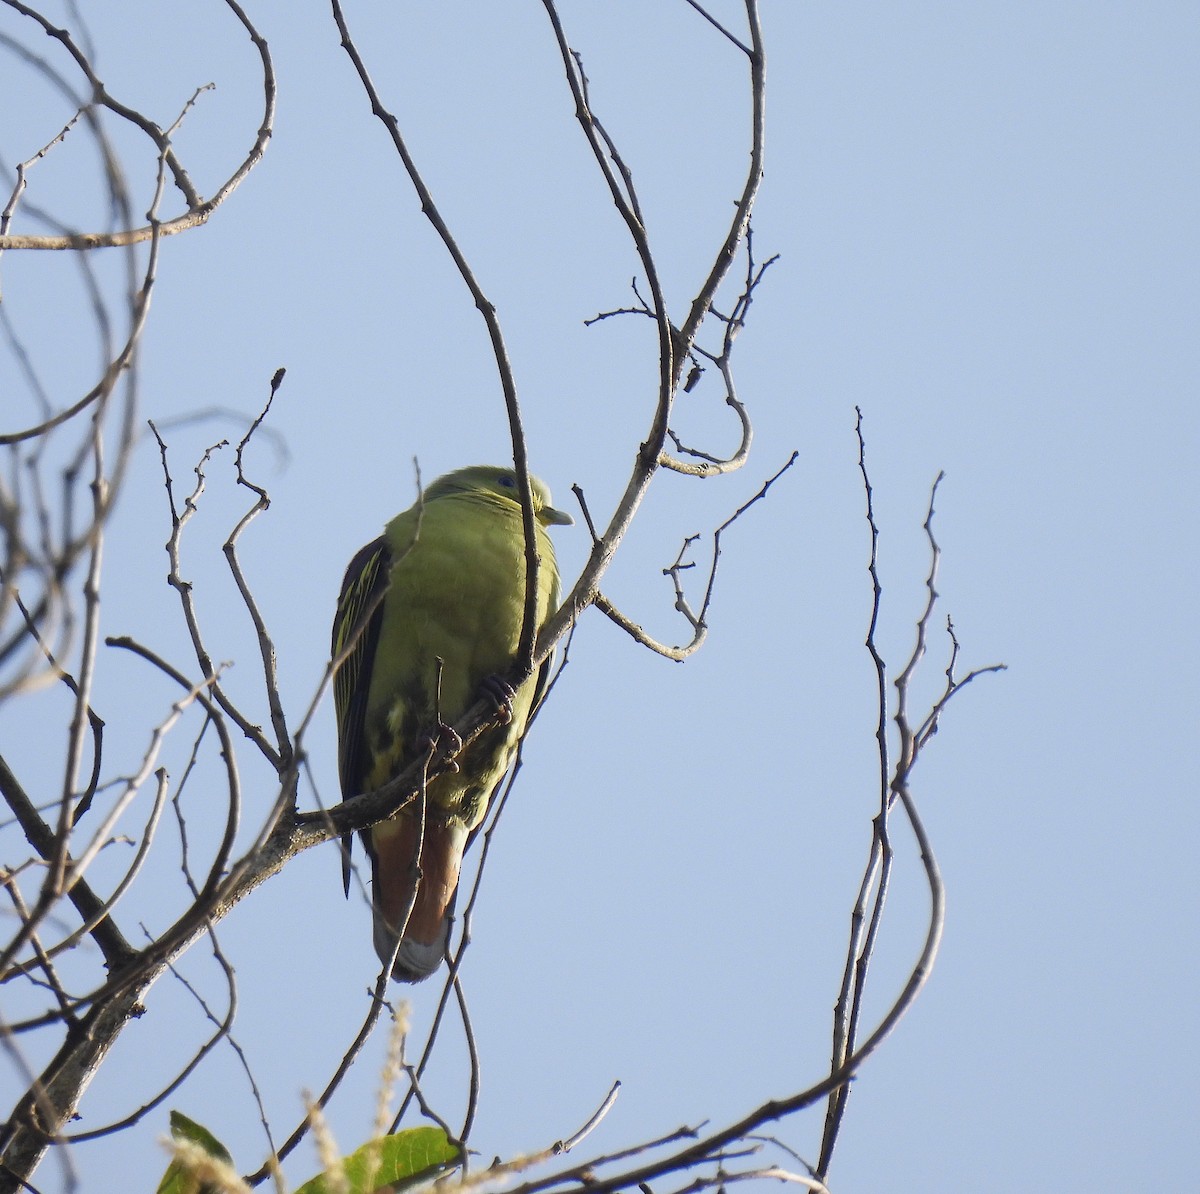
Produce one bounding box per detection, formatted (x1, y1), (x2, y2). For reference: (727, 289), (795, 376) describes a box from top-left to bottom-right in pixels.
(331, 533), (391, 895)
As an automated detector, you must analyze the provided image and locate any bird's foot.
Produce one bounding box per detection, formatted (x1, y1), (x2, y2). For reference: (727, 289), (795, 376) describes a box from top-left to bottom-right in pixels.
(416, 722), (463, 772)
(479, 674), (516, 725)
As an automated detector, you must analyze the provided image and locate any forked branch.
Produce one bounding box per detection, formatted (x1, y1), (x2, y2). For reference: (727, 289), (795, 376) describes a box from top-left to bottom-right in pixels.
(0, 0), (275, 251)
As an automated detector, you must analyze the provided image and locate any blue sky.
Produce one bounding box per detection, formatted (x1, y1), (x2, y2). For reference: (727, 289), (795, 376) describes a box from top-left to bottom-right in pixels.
(1, 3), (1196, 1191)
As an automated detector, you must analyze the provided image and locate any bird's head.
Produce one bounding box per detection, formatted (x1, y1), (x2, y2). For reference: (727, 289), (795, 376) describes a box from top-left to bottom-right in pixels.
(427, 465), (573, 527)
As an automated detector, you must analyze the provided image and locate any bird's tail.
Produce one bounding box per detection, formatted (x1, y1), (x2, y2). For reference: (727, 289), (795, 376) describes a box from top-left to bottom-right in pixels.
(370, 814), (467, 982)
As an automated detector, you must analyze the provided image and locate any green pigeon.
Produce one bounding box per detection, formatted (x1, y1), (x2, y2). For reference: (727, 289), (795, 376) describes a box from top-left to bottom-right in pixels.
(331, 465), (571, 981)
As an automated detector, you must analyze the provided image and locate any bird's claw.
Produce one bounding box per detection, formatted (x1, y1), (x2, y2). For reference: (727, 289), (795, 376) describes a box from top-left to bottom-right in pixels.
(417, 722), (463, 772)
(480, 674), (516, 725)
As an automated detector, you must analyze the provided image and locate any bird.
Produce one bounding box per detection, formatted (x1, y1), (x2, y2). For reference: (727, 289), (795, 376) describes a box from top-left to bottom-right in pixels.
(331, 465), (571, 981)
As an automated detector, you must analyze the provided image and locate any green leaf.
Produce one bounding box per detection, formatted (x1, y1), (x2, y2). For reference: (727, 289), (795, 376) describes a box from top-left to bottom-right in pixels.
(156, 1111), (236, 1194)
(295, 1126), (460, 1194)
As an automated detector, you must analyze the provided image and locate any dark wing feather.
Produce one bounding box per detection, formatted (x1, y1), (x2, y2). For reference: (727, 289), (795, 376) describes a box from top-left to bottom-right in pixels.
(331, 534), (391, 894)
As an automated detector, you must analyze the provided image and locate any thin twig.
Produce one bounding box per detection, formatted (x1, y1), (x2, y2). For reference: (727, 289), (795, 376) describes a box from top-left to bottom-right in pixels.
(0, 0), (275, 252)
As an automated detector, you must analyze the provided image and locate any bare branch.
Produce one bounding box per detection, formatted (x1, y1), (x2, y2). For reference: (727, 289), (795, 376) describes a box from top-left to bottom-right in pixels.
(536, 2), (767, 667)
(147, 424), (281, 768)
(224, 369), (294, 771)
(596, 452), (797, 659)
(661, 235), (778, 478)
(0, 105), (83, 239)
(328, 0), (544, 672)
(555, 1081), (622, 1155)
(0, 0), (275, 251)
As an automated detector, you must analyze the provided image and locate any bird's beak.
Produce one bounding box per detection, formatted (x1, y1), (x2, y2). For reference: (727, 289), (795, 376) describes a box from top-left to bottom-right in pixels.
(540, 504), (573, 527)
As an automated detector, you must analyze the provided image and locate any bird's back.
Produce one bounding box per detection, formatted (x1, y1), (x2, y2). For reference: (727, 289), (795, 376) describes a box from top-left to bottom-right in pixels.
(344, 483), (562, 979)
(362, 490), (558, 817)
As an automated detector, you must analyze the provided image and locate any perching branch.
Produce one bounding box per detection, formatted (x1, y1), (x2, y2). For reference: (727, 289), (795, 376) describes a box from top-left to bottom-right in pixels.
(0, 7), (1005, 1193)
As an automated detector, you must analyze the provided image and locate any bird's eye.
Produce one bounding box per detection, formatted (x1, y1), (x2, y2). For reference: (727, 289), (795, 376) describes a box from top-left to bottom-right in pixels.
(497, 474), (516, 489)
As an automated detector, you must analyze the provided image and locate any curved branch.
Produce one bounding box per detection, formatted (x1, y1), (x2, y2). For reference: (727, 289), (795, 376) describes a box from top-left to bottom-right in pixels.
(661, 239), (777, 477)
(328, 0), (544, 671)
(537, 1), (767, 662)
(596, 451), (796, 659)
(224, 370), (294, 771)
(672, 3), (766, 378)
(594, 590), (703, 661)
(0, 0), (275, 252)
(539, 2), (674, 471)
(492, 782), (942, 1194)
